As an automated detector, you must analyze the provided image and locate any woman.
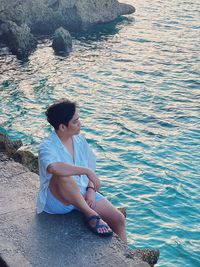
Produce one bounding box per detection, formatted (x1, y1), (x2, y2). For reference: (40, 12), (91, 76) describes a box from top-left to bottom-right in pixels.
(37, 99), (126, 241)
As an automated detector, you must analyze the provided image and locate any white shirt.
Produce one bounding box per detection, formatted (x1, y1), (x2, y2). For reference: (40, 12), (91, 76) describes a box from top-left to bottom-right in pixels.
(36, 132), (96, 213)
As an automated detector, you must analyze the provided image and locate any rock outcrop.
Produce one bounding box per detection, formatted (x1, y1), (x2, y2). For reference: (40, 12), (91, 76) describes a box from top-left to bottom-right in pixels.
(0, 134), (159, 266)
(0, 21), (37, 58)
(0, 133), (38, 174)
(0, 0), (135, 58)
(52, 27), (72, 53)
(0, 133), (22, 154)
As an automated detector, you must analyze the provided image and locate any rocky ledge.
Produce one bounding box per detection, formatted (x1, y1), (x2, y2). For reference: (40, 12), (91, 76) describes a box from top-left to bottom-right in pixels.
(0, 0), (135, 58)
(0, 134), (159, 266)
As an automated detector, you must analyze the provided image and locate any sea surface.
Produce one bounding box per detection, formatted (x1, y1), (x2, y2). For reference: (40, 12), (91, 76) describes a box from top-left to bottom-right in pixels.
(0, 0), (200, 266)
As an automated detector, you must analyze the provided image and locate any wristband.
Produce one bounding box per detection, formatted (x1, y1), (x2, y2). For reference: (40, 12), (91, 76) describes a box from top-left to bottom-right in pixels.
(86, 186), (95, 191)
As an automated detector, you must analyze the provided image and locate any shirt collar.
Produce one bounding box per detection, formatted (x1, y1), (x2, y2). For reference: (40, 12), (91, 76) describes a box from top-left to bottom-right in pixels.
(51, 131), (64, 148)
(51, 131), (78, 148)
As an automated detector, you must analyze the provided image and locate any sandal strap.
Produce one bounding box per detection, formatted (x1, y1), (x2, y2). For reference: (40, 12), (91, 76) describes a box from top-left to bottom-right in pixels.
(87, 215), (102, 229)
(87, 215), (109, 229)
(86, 215), (113, 237)
(87, 215), (101, 223)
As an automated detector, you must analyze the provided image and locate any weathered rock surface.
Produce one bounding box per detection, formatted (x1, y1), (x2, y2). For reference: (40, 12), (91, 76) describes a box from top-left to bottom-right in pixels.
(0, 0), (135, 58)
(16, 148), (39, 174)
(0, 133), (22, 155)
(0, 21), (37, 58)
(52, 27), (72, 53)
(0, 134), (38, 174)
(0, 134), (159, 267)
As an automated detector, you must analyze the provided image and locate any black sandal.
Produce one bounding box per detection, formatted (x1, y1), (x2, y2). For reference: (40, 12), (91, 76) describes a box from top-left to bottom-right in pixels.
(86, 215), (113, 237)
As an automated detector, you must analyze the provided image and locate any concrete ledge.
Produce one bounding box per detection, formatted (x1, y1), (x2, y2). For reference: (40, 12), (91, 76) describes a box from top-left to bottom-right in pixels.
(0, 152), (159, 266)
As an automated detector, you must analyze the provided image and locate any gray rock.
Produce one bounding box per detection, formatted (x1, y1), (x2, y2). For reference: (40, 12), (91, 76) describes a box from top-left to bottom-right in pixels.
(0, 152), (12, 162)
(125, 249), (160, 267)
(0, 134), (6, 152)
(0, 0), (135, 57)
(0, 159), (159, 267)
(75, 0), (135, 30)
(0, 0), (135, 31)
(0, 133), (22, 155)
(119, 2), (136, 15)
(16, 148), (39, 174)
(52, 27), (72, 53)
(0, 134), (38, 174)
(0, 20), (37, 58)
(0, 46), (10, 55)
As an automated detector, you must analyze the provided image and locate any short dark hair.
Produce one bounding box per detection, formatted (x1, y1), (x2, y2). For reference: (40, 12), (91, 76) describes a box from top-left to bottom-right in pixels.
(46, 99), (77, 130)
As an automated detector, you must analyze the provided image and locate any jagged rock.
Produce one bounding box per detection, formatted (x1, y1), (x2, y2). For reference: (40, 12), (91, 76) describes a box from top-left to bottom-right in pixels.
(0, 133), (22, 155)
(0, 134), (6, 151)
(0, 134), (38, 174)
(52, 27), (72, 53)
(16, 148), (39, 174)
(125, 249), (160, 267)
(0, 21), (37, 58)
(0, 46), (9, 56)
(0, 152), (12, 162)
(0, 0), (135, 58)
(0, 0), (135, 32)
(75, 0), (135, 29)
(119, 2), (135, 15)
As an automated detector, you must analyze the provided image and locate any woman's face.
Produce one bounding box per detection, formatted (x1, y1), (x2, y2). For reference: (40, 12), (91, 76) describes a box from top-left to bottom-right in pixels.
(66, 110), (81, 135)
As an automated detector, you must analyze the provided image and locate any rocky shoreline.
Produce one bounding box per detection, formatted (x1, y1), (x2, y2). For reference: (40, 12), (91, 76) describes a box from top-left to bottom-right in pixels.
(0, 0), (135, 58)
(0, 133), (159, 266)
(0, 133), (38, 174)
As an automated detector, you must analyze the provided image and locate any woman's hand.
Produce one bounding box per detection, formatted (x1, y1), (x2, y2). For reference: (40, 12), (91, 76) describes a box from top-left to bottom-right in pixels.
(86, 170), (101, 191)
(85, 189), (96, 209)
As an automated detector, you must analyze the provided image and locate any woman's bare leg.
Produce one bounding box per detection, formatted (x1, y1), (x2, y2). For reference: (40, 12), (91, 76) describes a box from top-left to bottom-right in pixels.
(49, 175), (112, 234)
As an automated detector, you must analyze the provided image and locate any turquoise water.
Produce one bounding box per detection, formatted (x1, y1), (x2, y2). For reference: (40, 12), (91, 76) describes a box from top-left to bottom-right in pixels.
(0, 0), (200, 266)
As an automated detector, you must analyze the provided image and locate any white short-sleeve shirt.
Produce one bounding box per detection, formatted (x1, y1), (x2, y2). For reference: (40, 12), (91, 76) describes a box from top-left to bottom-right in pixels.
(36, 132), (96, 213)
